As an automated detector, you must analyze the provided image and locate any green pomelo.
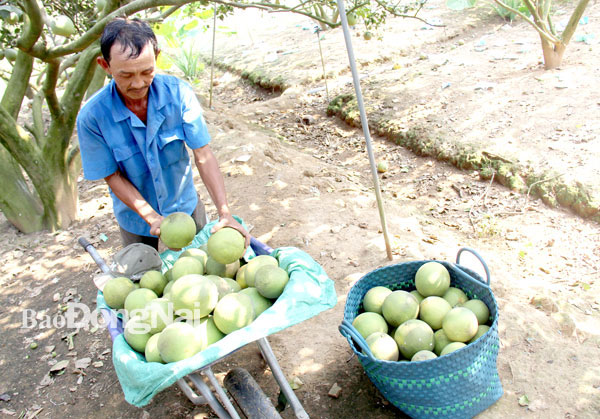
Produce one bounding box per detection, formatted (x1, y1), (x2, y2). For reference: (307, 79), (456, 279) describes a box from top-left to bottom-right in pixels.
(180, 248), (208, 267)
(362, 286), (392, 314)
(235, 264), (248, 289)
(381, 290), (420, 327)
(170, 274), (218, 319)
(144, 333), (164, 363)
(206, 275), (234, 300)
(160, 212), (196, 249)
(468, 325), (490, 343)
(410, 290), (425, 304)
(50, 15), (76, 37)
(192, 317), (225, 349)
(102, 276), (136, 309)
(394, 319), (435, 359)
(124, 288), (158, 316)
(172, 256), (204, 280)
(213, 293), (255, 334)
(254, 265), (289, 299)
(164, 268), (174, 282)
(442, 307), (479, 342)
(415, 261), (451, 297)
(163, 280), (174, 296)
(365, 332), (399, 362)
(223, 277), (241, 292)
(352, 312), (388, 339)
(346, 12), (358, 26)
(377, 161), (388, 173)
(124, 316), (152, 353)
(419, 296), (452, 330)
(442, 287), (468, 307)
(140, 270), (168, 296)
(141, 298), (174, 334)
(244, 255), (278, 287)
(4, 48), (17, 62)
(440, 341), (466, 356)
(239, 287), (273, 319)
(205, 256), (240, 279)
(363, 31), (373, 41)
(461, 299), (490, 325)
(433, 329), (452, 356)
(157, 322), (203, 363)
(207, 227), (245, 264)
(411, 350), (437, 362)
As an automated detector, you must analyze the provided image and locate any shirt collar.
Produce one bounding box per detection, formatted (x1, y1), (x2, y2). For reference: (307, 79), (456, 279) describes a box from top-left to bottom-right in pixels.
(108, 75), (169, 124)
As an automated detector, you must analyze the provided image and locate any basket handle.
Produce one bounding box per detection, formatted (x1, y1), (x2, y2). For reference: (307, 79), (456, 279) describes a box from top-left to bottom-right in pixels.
(339, 320), (377, 362)
(455, 247), (491, 286)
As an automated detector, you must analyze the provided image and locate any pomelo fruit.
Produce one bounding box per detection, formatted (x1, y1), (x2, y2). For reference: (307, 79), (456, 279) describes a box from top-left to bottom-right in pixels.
(213, 293), (255, 334)
(442, 307), (478, 342)
(254, 265), (289, 299)
(419, 296), (452, 330)
(124, 316), (152, 353)
(163, 280), (174, 296)
(346, 12), (358, 26)
(192, 317), (225, 349)
(363, 31), (373, 41)
(239, 287), (272, 318)
(442, 286), (468, 307)
(362, 286), (392, 314)
(365, 332), (399, 362)
(206, 275), (234, 300)
(433, 329), (452, 356)
(144, 333), (163, 363)
(140, 270), (168, 296)
(172, 256), (204, 280)
(205, 256), (240, 279)
(4, 48), (17, 62)
(160, 212), (196, 249)
(381, 290), (420, 327)
(124, 288), (158, 316)
(207, 227), (245, 264)
(50, 15), (76, 37)
(393, 319), (435, 359)
(141, 298), (174, 334)
(102, 276), (136, 309)
(411, 350), (437, 362)
(410, 290), (425, 304)
(352, 312), (388, 339)
(157, 322), (203, 363)
(468, 324), (490, 343)
(223, 277), (241, 292)
(180, 248), (208, 267)
(440, 341), (466, 356)
(170, 274), (218, 319)
(377, 161), (388, 173)
(235, 264), (248, 289)
(461, 299), (490, 325)
(415, 261), (451, 297)
(244, 255), (278, 287)
(164, 268), (174, 282)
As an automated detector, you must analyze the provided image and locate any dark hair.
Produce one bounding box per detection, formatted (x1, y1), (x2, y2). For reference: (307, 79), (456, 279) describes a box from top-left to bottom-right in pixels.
(100, 18), (159, 63)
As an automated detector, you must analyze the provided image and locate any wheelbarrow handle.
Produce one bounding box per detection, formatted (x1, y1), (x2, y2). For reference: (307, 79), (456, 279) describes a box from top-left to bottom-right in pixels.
(78, 236), (112, 275)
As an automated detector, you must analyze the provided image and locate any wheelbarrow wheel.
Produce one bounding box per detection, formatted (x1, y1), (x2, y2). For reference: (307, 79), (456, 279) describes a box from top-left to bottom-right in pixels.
(223, 367), (281, 419)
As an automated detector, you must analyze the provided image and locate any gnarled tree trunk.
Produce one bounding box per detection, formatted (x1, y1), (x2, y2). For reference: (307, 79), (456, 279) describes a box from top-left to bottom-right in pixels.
(540, 37), (566, 70)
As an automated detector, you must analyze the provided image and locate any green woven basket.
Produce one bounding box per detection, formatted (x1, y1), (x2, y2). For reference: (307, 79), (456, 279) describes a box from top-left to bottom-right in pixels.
(339, 248), (502, 418)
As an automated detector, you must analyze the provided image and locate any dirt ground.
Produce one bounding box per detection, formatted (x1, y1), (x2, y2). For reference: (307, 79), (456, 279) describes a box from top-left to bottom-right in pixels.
(1, 2), (599, 419)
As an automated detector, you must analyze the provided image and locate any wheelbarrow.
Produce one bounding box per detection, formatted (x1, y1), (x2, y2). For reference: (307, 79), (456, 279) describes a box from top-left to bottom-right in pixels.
(79, 232), (337, 418)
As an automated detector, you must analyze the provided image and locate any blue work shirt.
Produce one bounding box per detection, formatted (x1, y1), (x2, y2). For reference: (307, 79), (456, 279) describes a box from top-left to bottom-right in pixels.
(77, 74), (211, 237)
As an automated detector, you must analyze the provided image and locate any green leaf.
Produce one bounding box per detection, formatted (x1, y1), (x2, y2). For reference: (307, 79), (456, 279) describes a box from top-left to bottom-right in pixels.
(156, 53), (173, 70)
(183, 20), (199, 31)
(195, 9), (214, 20)
(446, 0), (477, 10)
(518, 394), (530, 406)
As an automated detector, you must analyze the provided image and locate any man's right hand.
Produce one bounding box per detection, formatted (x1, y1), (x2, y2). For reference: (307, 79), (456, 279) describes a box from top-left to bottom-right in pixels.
(148, 214), (164, 237)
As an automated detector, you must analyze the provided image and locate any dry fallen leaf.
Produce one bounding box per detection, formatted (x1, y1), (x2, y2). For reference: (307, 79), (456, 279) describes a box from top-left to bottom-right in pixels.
(75, 357), (91, 370)
(49, 360), (69, 373)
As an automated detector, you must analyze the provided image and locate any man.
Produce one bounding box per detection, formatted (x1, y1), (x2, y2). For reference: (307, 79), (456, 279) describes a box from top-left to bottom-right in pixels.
(77, 18), (249, 250)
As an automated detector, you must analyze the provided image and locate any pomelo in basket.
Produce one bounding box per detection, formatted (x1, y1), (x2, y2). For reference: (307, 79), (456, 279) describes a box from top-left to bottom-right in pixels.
(440, 341), (466, 356)
(415, 261), (450, 297)
(170, 274), (218, 319)
(419, 296), (452, 330)
(410, 290), (425, 304)
(394, 319), (435, 359)
(144, 333), (164, 363)
(140, 270), (168, 296)
(352, 312), (388, 339)
(192, 317), (225, 349)
(461, 299), (490, 325)
(235, 263), (249, 289)
(381, 290), (420, 327)
(103, 276), (136, 309)
(124, 316), (152, 353)
(180, 248), (208, 267)
(206, 275), (234, 300)
(442, 307), (478, 342)
(433, 329), (452, 356)
(205, 256), (240, 278)
(365, 332), (399, 362)
(157, 322), (203, 363)
(124, 288), (158, 316)
(163, 280), (174, 296)
(244, 255), (278, 287)
(411, 350), (437, 362)
(223, 277), (241, 292)
(468, 324), (490, 343)
(160, 212), (196, 249)
(443, 286), (468, 307)
(141, 298), (174, 334)
(207, 227), (245, 264)
(213, 293), (255, 335)
(239, 287), (272, 319)
(362, 286), (392, 314)
(172, 256), (204, 280)
(254, 265), (289, 299)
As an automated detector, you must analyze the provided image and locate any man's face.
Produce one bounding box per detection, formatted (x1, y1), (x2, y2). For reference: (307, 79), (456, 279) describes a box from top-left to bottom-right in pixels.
(98, 41), (157, 102)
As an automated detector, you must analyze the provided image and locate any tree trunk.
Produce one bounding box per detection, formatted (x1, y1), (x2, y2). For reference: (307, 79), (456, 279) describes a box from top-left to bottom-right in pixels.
(541, 36), (566, 69)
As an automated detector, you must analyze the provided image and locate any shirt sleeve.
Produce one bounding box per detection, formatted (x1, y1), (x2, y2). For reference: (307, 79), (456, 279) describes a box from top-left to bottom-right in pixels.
(76, 108), (118, 181)
(179, 80), (211, 150)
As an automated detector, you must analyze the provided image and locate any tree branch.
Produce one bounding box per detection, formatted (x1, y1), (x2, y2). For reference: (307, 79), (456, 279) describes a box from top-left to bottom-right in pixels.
(43, 59), (63, 122)
(373, 0), (444, 27)
(492, 0), (560, 44)
(561, 0), (591, 45)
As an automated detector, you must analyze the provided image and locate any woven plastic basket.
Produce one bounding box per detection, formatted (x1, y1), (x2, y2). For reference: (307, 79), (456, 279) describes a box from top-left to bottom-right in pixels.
(339, 248), (502, 418)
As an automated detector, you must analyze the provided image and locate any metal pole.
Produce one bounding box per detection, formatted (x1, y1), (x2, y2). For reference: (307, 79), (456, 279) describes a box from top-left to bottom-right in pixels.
(315, 27), (329, 102)
(335, 0), (393, 260)
(209, 2), (217, 109)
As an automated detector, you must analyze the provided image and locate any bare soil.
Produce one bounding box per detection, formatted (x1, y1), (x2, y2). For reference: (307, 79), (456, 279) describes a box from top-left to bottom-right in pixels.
(1, 2), (600, 419)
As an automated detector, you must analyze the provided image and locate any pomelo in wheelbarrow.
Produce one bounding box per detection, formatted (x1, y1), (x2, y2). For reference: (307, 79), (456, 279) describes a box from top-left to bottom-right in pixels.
(158, 322), (203, 363)
(213, 293), (255, 335)
(102, 276), (136, 309)
(207, 227), (245, 264)
(442, 307), (478, 342)
(244, 255), (278, 287)
(180, 247), (208, 267)
(124, 288), (158, 316)
(140, 270), (168, 296)
(239, 287), (272, 319)
(124, 315), (152, 353)
(352, 312), (388, 339)
(394, 319), (435, 359)
(144, 333), (164, 363)
(205, 256), (240, 279)
(365, 332), (399, 362)
(254, 265), (289, 299)
(415, 261), (450, 297)
(192, 317), (225, 349)
(160, 212), (196, 249)
(140, 298), (174, 334)
(172, 256), (204, 281)
(170, 274), (218, 319)
(206, 275), (235, 300)
(381, 290), (419, 327)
